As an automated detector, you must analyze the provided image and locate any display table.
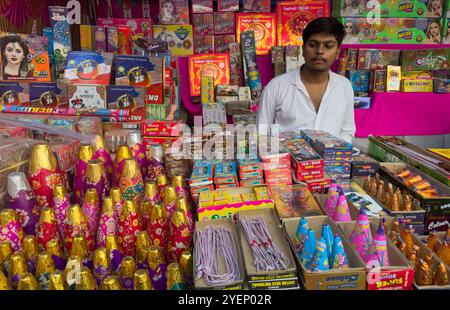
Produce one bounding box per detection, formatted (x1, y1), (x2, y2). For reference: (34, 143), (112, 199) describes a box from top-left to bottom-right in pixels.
(178, 44), (450, 137)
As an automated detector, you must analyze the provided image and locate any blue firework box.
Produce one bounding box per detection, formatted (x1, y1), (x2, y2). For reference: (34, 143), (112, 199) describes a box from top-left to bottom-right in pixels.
(106, 85), (146, 122)
(0, 82), (30, 106)
(348, 70), (370, 92)
(29, 82), (68, 107)
(189, 162), (214, 186)
(214, 161), (238, 184)
(114, 55), (164, 88)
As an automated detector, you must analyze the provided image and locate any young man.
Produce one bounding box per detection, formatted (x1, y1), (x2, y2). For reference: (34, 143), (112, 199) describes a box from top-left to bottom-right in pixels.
(257, 17), (356, 143)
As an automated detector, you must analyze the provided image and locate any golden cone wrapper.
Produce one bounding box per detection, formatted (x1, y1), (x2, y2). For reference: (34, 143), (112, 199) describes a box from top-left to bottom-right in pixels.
(0, 209), (18, 226)
(141, 200), (152, 218)
(369, 179), (377, 196)
(376, 181), (385, 202)
(115, 145), (132, 163)
(79, 144), (94, 163)
(162, 142), (171, 155)
(425, 254), (434, 267)
(23, 235), (38, 260)
(119, 256), (136, 278)
(437, 241), (450, 266)
(172, 175), (184, 188)
(416, 259), (432, 286)
(163, 186), (177, 205)
(46, 239), (63, 257)
(176, 198), (189, 213)
(136, 231), (151, 250)
(76, 267), (97, 290)
(84, 189), (99, 205)
(0, 241), (13, 262)
(122, 158), (139, 179)
(106, 235), (121, 254)
(66, 204), (86, 226)
(387, 183), (395, 195)
(171, 209), (188, 228)
(122, 199), (138, 217)
(167, 263), (183, 289)
(150, 203), (168, 222)
(427, 232), (438, 252)
(40, 207), (56, 224)
(93, 248), (109, 269)
(434, 263), (449, 286)
(0, 270), (11, 290)
(17, 273), (39, 290)
(144, 182), (158, 199)
(374, 173), (380, 185)
(157, 175), (168, 187)
(110, 187), (122, 204)
(86, 159), (104, 184)
(101, 275), (122, 290)
(401, 227), (414, 257)
(70, 236), (89, 260)
(147, 246), (165, 270)
(134, 269), (153, 290)
(136, 248), (149, 266)
(93, 135), (106, 152)
(404, 195), (413, 211)
(102, 197), (115, 215)
(30, 143), (57, 174)
(408, 252), (418, 267)
(363, 176), (371, 191)
(48, 270), (66, 290)
(391, 194), (400, 212)
(36, 252), (55, 276)
(179, 251), (193, 280)
(9, 252), (27, 281)
(53, 184), (67, 200)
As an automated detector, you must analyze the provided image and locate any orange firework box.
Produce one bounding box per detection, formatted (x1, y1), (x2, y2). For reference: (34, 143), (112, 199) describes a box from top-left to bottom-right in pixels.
(188, 53), (230, 96)
(276, 0), (330, 46)
(236, 13), (276, 56)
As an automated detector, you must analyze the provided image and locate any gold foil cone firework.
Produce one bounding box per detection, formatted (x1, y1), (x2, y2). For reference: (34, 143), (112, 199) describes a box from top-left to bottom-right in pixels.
(387, 183), (395, 195)
(171, 209), (188, 228)
(53, 184), (67, 200)
(144, 182), (158, 201)
(119, 256), (136, 277)
(166, 263), (185, 290)
(0, 208), (18, 226)
(147, 246), (165, 270)
(428, 232), (438, 252)
(157, 175), (168, 192)
(46, 239), (63, 258)
(363, 176), (371, 191)
(93, 248), (109, 269)
(437, 241), (450, 266)
(416, 259), (432, 286)
(86, 159), (104, 184)
(66, 204), (85, 226)
(122, 199), (139, 217)
(17, 273), (39, 290)
(101, 275), (122, 290)
(391, 194), (400, 211)
(23, 235), (38, 260)
(48, 270), (67, 290)
(134, 269), (153, 290)
(84, 188), (99, 205)
(70, 236), (89, 260)
(163, 186), (177, 205)
(79, 144), (94, 163)
(376, 181), (385, 202)
(172, 175), (184, 188)
(179, 251), (193, 285)
(121, 158), (141, 180)
(434, 262), (449, 286)
(8, 252), (27, 288)
(76, 266), (97, 290)
(116, 145), (133, 164)
(404, 195), (413, 211)
(93, 135), (106, 152)
(101, 196), (115, 216)
(136, 231), (151, 251)
(0, 270), (11, 290)
(29, 143), (57, 174)
(150, 202), (168, 222)
(36, 252), (55, 276)
(0, 241), (13, 271)
(110, 187), (122, 204)
(106, 234), (121, 253)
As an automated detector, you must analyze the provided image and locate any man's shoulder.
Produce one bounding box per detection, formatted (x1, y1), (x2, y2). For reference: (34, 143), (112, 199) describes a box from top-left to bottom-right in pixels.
(330, 71), (352, 89)
(266, 70), (297, 88)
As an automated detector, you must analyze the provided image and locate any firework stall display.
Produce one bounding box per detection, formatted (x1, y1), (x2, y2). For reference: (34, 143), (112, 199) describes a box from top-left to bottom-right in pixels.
(0, 0), (449, 293)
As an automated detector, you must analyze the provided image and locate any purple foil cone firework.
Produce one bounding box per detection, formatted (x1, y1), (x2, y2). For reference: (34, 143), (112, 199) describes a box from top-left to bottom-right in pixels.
(372, 222), (390, 267)
(73, 144), (94, 204)
(92, 136), (114, 188)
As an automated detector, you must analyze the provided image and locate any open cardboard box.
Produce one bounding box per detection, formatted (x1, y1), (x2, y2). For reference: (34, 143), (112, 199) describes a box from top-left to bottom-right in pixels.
(338, 218), (415, 290)
(236, 208), (299, 290)
(282, 215), (367, 290)
(314, 194), (359, 221)
(353, 175), (426, 235)
(193, 218), (246, 290)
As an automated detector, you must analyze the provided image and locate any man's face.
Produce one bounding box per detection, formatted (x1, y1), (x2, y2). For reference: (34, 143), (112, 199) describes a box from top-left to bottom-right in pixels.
(303, 33), (340, 72)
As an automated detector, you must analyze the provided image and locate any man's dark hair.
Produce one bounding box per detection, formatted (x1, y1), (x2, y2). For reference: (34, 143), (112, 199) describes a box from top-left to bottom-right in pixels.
(302, 17), (345, 46)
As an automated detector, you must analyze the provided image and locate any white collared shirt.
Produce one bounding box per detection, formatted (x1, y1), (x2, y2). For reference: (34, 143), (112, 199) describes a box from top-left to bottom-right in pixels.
(256, 68), (356, 143)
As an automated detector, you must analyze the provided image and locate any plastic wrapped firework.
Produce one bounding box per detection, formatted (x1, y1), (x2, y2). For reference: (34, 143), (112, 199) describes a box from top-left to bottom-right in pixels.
(22, 235), (38, 275)
(35, 252), (55, 290)
(118, 200), (143, 257)
(46, 239), (66, 271)
(118, 256), (136, 290)
(84, 159), (109, 207)
(82, 189), (101, 241)
(35, 208), (60, 251)
(73, 144), (94, 204)
(148, 202), (169, 252)
(148, 145), (166, 182)
(127, 131), (148, 181)
(167, 209), (191, 263)
(77, 117), (104, 136)
(96, 197), (117, 248)
(93, 248), (112, 287)
(167, 263), (187, 290)
(105, 234), (124, 273)
(119, 159), (145, 204)
(113, 145), (133, 187)
(51, 185), (70, 240)
(64, 204), (95, 253)
(147, 245), (167, 290)
(92, 135), (114, 188)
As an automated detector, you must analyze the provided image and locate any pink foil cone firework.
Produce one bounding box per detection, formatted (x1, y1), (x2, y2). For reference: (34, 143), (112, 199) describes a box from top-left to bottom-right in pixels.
(96, 197), (118, 248)
(349, 207), (373, 261)
(51, 185), (70, 240)
(127, 131), (149, 181)
(36, 208), (61, 251)
(81, 189), (101, 241)
(118, 200), (143, 257)
(333, 194), (352, 222)
(167, 209), (191, 263)
(92, 135), (114, 188)
(147, 203), (169, 253)
(113, 145), (133, 187)
(73, 144), (94, 204)
(0, 209), (24, 252)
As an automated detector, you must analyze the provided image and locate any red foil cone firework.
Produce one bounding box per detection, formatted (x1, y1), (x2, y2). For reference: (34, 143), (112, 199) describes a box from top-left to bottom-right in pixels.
(113, 145), (133, 187)
(85, 159), (109, 207)
(92, 135), (114, 188)
(6, 172), (40, 235)
(97, 197), (117, 248)
(163, 186), (177, 218)
(172, 175), (192, 205)
(135, 231), (151, 269)
(167, 209), (191, 263)
(176, 198), (194, 241)
(73, 144), (94, 204)
(120, 159), (145, 204)
(157, 175), (168, 197)
(64, 204), (95, 253)
(148, 144), (165, 182)
(118, 200), (143, 257)
(0, 209), (24, 252)
(51, 185), (70, 240)
(36, 208), (60, 251)
(28, 143), (65, 209)
(127, 131), (149, 181)
(82, 189), (101, 241)
(147, 202), (169, 252)
(141, 200), (152, 232)
(110, 187), (123, 223)
(142, 182), (159, 230)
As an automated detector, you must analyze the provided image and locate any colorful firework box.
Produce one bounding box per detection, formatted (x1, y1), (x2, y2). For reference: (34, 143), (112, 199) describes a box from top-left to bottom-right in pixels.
(277, 1), (330, 45)
(193, 35), (214, 54)
(79, 25), (94, 52)
(146, 103), (168, 120)
(369, 68), (387, 92)
(340, 18), (444, 44)
(43, 27), (55, 67)
(192, 13), (214, 35)
(333, 0), (442, 17)
(213, 34), (235, 53)
(94, 26), (107, 53)
(240, 31), (262, 99)
(0, 82), (29, 106)
(29, 83), (68, 108)
(214, 161), (238, 184)
(159, 0), (190, 25)
(63, 51), (112, 85)
(106, 85), (146, 122)
(192, 0), (213, 13)
(0, 32), (51, 82)
(348, 70), (370, 92)
(152, 25), (194, 57)
(68, 85), (106, 109)
(214, 12), (236, 34)
(217, 0), (240, 12)
(188, 53), (231, 96)
(142, 120), (183, 137)
(401, 49), (450, 71)
(97, 18), (153, 39)
(354, 96), (371, 109)
(189, 162), (214, 186)
(283, 138), (324, 182)
(356, 49), (401, 70)
(114, 55), (164, 89)
(236, 13), (276, 56)
(242, 0), (271, 12)
(106, 26), (118, 53)
(229, 42), (245, 86)
(434, 78), (450, 93)
(48, 6), (72, 81)
(303, 173), (332, 194)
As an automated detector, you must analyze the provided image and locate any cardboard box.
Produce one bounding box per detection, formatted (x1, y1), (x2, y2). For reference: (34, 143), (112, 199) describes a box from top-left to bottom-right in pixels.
(354, 97), (371, 109)
(114, 55), (164, 88)
(213, 34), (235, 54)
(333, 0), (441, 17)
(142, 120), (183, 137)
(351, 154), (380, 177)
(64, 51), (112, 85)
(236, 13), (276, 56)
(213, 12), (236, 34)
(217, 0), (239, 12)
(356, 49), (400, 70)
(387, 65), (401, 92)
(369, 68), (387, 92)
(193, 35), (214, 54)
(192, 13), (214, 35)
(237, 208), (299, 289)
(188, 53), (231, 96)
(338, 219), (415, 290)
(106, 26), (118, 53)
(401, 49), (450, 71)
(424, 213), (450, 233)
(68, 84), (106, 109)
(192, 0), (214, 13)
(283, 216), (367, 290)
(194, 218), (245, 290)
(106, 85), (146, 122)
(302, 174), (332, 194)
(348, 70), (370, 93)
(29, 83), (68, 108)
(158, 0), (189, 25)
(98, 18), (153, 39)
(401, 78), (433, 92)
(0, 82), (30, 106)
(242, 0), (271, 12)
(152, 25), (194, 56)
